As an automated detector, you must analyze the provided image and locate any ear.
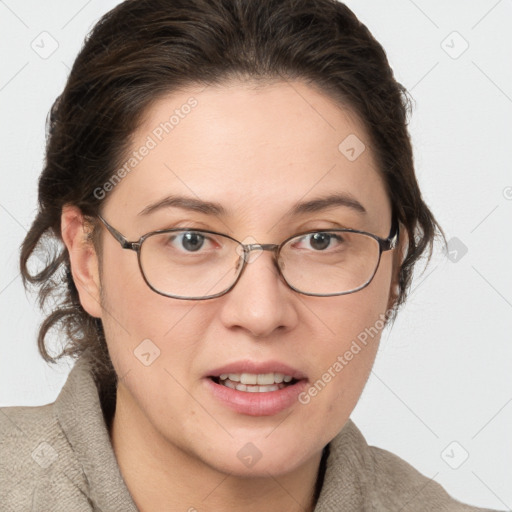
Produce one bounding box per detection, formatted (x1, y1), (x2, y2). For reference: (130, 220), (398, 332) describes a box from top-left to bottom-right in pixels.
(61, 204), (103, 318)
(387, 221), (409, 312)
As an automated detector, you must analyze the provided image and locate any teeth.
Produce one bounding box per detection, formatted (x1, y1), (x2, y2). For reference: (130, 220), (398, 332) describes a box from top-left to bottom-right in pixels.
(241, 373), (258, 385)
(256, 373), (274, 385)
(223, 379), (236, 389)
(260, 384), (279, 392)
(274, 373), (285, 383)
(216, 372), (297, 392)
(219, 372), (295, 385)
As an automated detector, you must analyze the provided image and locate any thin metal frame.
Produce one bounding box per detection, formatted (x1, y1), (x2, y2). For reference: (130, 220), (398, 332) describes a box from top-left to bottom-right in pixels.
(96, 214), (399, 300)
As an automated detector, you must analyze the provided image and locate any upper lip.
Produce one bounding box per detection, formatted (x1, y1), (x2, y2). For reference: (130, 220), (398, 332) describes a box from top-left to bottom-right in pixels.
(207, 360), (308, 380)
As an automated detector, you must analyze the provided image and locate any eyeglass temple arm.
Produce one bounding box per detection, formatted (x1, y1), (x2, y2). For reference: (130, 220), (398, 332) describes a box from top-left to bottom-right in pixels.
(97, 214), (140, 251)
(382, 217), (400, 251)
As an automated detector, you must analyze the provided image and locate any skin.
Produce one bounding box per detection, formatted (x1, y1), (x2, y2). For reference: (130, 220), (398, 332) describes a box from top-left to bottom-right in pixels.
(61, 80), (404, 512)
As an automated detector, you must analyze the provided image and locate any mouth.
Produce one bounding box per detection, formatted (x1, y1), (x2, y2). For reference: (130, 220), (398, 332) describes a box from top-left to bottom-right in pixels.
(209, 372), (300, 393)
(204, 361), (308, 416)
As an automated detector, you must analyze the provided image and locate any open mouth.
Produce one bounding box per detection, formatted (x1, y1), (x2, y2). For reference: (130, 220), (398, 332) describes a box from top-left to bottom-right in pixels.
(205, 367), (309, 415)
(209, 373), (300, 393)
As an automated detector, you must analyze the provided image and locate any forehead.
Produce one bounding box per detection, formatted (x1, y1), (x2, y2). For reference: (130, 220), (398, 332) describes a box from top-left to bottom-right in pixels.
(104, 80), (391, 232)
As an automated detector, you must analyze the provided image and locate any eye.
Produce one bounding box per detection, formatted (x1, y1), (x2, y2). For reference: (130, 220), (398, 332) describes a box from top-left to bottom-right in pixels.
(293, 232), (344, 251)
(166, 231), (214, 252)
(179, 232), (205, 252)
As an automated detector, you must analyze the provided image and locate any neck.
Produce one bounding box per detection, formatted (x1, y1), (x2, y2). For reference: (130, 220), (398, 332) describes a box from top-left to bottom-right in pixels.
(110, 383), (326, 512)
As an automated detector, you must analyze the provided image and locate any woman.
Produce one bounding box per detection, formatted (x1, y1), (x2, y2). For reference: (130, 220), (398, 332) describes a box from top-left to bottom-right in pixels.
(0, 0), (502, 510)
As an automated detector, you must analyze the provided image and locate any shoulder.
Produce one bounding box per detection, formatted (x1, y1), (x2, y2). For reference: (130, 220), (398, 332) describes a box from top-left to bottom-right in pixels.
(0, 351), (136, 512)
(367, 441), (498, 511)
(322, 420), (501, 512)
(0, 401), (91, 511)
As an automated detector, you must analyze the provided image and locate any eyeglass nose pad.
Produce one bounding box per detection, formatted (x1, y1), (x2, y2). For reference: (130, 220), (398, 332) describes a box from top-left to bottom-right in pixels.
(235, 237), (264, 264)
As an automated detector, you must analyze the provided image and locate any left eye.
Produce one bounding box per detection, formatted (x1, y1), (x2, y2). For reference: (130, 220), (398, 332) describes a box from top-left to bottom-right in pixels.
(294, 232), (344, 251)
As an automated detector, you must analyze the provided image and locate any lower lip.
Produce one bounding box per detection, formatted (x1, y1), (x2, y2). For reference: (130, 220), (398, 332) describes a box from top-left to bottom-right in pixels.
(204, 377), (308, 416)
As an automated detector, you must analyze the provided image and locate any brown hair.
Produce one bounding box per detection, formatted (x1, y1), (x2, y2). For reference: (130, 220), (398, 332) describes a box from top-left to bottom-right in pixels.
(20, 0), (443, 398)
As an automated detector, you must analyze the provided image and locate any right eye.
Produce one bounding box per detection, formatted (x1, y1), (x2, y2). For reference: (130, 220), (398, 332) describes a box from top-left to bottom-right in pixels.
(173, 231), (206, 252)
(162, 231), (220, 253)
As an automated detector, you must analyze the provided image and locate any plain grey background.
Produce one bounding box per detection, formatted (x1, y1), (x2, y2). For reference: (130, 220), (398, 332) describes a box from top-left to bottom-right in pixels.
(0, 0), (510, 509)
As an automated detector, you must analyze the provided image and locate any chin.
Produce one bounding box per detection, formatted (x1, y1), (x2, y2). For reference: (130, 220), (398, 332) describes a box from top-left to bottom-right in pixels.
(199, 436), (318, 478)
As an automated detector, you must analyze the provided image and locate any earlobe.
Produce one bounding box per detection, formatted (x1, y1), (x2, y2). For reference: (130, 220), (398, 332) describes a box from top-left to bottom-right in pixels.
(61, 204), (103, 318)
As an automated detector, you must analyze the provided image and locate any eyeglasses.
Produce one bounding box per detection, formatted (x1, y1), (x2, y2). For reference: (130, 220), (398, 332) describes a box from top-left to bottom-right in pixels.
(96, 214), (399, 300)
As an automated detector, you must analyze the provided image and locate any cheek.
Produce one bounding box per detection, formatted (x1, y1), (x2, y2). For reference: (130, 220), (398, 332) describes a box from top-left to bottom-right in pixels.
(98, 247), (208, 372)
(99, 262), (215, 437)
(298, 257), (393, 422)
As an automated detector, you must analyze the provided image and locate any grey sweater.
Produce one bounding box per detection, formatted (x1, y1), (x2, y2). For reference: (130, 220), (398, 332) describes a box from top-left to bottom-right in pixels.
(0, 352), (500, 511)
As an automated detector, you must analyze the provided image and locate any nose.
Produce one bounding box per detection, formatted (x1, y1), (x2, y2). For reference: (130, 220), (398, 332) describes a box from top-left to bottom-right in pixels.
(218, 248), (299, 338)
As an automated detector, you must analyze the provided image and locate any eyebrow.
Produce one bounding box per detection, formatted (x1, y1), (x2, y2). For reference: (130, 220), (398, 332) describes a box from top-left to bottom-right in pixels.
(138, 192), (366, 217)
(138, 195), (227, 216)
(288, 192), (367, 216)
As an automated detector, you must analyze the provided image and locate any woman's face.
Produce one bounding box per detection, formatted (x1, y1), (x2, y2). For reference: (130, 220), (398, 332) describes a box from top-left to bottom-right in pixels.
(92, 80), (396, 476)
